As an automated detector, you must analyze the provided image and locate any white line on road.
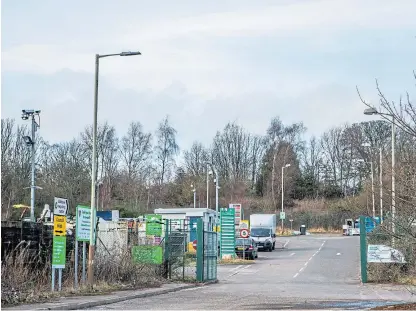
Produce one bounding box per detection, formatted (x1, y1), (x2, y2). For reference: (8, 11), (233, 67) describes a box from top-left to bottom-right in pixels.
(293, 273), (299, 278)
(283, 240), (290, 248)
(229, 265), (243, 272)
(299, 267), (304, 272)
(336, 253), (341, 256)
(228, 264), (250, 277)
(304, 261), (308, 266)
(290, 253), (295, 256)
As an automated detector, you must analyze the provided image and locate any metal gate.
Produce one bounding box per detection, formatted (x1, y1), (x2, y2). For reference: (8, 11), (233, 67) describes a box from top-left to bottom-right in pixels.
(196, 218), (218, 282)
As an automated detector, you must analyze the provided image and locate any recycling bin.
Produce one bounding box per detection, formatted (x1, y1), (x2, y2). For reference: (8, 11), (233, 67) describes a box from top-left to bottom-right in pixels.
(300, 225), (306, 235)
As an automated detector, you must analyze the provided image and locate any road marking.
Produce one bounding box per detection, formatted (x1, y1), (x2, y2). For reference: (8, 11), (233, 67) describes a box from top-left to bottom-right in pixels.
(290, 253), (295, 256)
(308, 257), (312, 261)
(299, 267), (304, 272)
(293, 273), (299, 278)
(304, 261), (308, 266)
(336, 253), (341, 256)
(229, 265), (243, 272)
(283, 240), (290, 248)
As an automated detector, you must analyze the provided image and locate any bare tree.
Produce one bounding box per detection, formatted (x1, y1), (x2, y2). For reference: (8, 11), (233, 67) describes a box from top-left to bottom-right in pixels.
(154, 116), (179, 186)
(183, 142), (209, 177)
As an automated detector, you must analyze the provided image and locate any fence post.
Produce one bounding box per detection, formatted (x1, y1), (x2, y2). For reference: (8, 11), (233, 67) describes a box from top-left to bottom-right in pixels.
(196, 218), (204, 282)
(360, 215), (368, 283)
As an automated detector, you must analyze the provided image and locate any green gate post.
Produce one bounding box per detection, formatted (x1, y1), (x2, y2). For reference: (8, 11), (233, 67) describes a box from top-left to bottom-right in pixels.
(359, 215), (368, 283)
(196, 218), (204, 282)
(164, 219), (170, 279)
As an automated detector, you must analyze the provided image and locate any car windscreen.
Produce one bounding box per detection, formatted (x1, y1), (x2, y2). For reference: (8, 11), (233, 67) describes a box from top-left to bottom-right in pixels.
(250, 228), (271, 237)
(236, 239), (252, 245)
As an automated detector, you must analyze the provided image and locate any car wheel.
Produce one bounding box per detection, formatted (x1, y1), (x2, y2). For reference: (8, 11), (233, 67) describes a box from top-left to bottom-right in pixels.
(255, 252), (258, 259)
(272, 243), (275, 250)
(269, 246), (273, 252)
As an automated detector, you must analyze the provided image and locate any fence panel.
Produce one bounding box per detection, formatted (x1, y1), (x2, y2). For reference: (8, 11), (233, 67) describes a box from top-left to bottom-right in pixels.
(165, 219), (197, 281)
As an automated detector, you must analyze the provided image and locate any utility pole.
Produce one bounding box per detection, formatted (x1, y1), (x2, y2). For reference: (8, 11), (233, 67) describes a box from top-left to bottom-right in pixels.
(21, 109), (41, 222)
(379, 147), (383, 224)
(206, 165), (210, 208)
(281, 164), (290, 233)
(192, 185), (196, 208)
(370, 161), (375, 219)
(391, 118), (396, 245)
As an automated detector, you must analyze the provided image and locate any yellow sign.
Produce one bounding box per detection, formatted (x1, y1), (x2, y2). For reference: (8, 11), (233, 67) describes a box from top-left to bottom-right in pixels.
(54, 215), (67, 236)
(240, 220), (249, 229)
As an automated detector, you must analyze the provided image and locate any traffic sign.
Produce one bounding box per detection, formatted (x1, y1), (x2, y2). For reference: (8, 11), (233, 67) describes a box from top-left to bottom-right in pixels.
(280, 212), (286, 220)
(240, 229), (249, 238)
(54, 197), (68, 216)
(54, 215), (67, 236)
(76, 205), (91, 242)
(192, 240), (197, 250)
(52, 235), (66, 268)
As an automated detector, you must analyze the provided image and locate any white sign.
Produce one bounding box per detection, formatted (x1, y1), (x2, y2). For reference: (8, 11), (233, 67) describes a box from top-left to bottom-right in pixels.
(280, 212), (286, 220)
(367, 244), (406, 263)
(76, 206), (91, 242)
(54, 197), (68, 216)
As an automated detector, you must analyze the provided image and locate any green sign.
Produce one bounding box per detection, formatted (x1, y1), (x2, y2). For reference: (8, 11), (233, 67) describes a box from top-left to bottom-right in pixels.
(132, 245), (163, 264)
(220, 208), (236, 258)
(145, 214), (162, 236)
(76, 205), (91, 242)
(52, 236), (66, 268)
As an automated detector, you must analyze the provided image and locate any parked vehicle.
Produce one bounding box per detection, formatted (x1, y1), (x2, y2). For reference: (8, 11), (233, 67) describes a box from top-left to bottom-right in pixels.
(249, 214), (276, 251)
(235, 238), (258, 260)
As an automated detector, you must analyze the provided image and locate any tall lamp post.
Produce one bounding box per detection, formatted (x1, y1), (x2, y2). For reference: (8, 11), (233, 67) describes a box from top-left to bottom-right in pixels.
(358, 157), (375, 218)
(281, 163), (291, 233)
(21, 109), (41, 222)
(88, 51), (141, 287)
(191, 184), (196, 208)
(206, 164), (213, 208)
(364, 108), (395, 240)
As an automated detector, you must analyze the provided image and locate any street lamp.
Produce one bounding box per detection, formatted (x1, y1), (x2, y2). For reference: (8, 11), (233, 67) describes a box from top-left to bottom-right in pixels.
(358, 157), (375, 218)
(88, 50), (141, 287)
(21, 109), (41, 222)
(191, 184), (196, 208)
(364, 107), (395, 238)
(206, 164), (213, 208)
(281, 163), (291, 233)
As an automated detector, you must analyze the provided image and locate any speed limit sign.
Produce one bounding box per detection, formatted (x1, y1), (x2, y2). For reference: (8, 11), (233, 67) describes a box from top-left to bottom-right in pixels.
(240, 229), (249, 238)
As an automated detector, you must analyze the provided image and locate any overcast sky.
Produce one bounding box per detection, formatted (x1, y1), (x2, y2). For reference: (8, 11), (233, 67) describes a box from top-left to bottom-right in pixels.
(2, 0), (416, 154)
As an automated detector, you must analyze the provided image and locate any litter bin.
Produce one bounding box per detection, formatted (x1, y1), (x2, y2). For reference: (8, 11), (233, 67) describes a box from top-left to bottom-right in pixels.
(300, 225), (306, 235)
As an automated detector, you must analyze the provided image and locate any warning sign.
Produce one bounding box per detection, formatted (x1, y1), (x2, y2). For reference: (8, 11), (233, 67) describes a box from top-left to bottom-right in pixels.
(54, 215), (67, 236)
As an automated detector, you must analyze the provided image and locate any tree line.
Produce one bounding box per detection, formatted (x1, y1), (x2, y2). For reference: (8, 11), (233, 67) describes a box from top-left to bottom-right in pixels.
(1, 77), (415, 222)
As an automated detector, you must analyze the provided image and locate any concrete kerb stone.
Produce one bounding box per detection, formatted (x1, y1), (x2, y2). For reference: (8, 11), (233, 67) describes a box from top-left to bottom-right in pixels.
(14, 281), (219, 311)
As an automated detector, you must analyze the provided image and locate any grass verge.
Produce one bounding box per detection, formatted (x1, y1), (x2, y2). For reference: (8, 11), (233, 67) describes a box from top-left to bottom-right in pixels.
(218, 258), (254, 265)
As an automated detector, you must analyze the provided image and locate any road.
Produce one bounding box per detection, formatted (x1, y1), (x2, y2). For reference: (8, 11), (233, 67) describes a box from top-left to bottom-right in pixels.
(92, 235), (414, 310)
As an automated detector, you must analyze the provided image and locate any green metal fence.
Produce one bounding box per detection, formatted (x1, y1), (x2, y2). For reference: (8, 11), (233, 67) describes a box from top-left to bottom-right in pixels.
(196, 218), (218, 282)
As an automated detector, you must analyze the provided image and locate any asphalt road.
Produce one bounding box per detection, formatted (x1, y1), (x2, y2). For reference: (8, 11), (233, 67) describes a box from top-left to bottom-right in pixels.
(91, 235), (414, 310)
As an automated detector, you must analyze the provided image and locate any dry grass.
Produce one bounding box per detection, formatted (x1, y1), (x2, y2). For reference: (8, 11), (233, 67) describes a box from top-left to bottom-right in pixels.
(218, 258), (254, 265)
(1, 244), (163, 307)
(308, 227), (343, 234)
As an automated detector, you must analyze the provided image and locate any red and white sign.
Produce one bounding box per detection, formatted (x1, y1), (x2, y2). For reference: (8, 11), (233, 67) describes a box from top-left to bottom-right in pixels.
(192, 240), (197, 250)
(229, 203), (242, 226)
(240, 229), (249, 238)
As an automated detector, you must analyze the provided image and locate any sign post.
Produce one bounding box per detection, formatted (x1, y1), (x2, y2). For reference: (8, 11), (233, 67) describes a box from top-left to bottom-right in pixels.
(52, 197), (68, 292)
(359, 216), (368, 283)
(75, 206), (91, 285)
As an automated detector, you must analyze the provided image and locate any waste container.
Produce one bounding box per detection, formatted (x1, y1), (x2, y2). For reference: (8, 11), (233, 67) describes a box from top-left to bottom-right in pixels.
(300, 225), (306, 235)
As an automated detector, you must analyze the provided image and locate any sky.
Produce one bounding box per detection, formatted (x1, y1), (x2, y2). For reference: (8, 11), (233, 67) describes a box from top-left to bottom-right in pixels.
(2, 0), (416, 156)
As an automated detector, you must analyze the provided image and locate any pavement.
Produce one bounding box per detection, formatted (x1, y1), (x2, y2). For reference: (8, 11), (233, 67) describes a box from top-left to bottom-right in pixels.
(4, 235), (415, 310)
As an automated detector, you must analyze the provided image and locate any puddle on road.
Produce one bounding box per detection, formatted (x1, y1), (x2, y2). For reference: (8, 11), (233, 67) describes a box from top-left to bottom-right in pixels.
(243, 300), (407, 310)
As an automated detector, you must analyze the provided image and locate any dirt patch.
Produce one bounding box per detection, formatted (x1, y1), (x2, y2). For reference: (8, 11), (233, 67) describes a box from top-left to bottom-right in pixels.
(371, 302), (416, 310)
